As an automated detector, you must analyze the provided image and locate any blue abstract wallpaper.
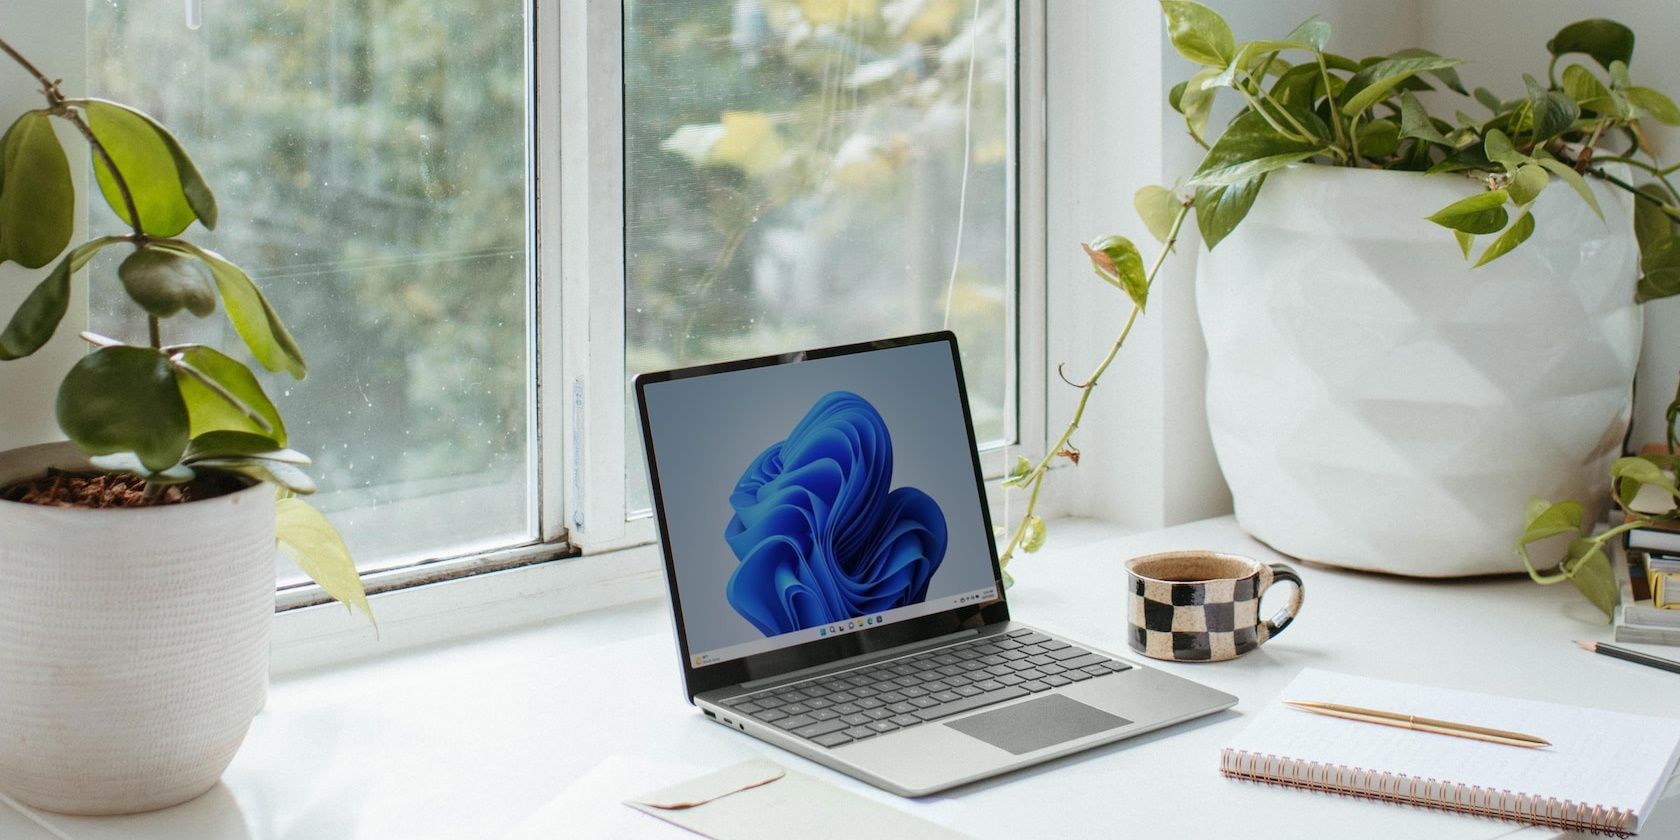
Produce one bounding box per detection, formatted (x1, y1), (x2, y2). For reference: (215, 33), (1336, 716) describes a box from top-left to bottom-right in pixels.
(723, 391), (948, 635)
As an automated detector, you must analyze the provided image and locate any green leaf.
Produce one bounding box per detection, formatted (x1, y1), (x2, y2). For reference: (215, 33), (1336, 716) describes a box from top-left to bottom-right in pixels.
(56, 345), (190, 472)
(170, 345), (286, 444)
(1083, 235), (1149, 311)
(1160, 0), (1235, 68)
(276, 497), (373, 627)
(1357, 119), (1400, 159)
(1632, 184), (1674, 252)
(1340, 55), (1463, 119)
(1282, 17), (1329, 53)
(1612, 455), (1680, 503)
(1268, 63), (1323, 109)
(1000, 454), (1032, 489)
(1194, 175), (1264, 250)
(1521, 498), (1584, 544)
(1187, 113), (1323, 188)
(1388, 48), (1467, 94)
(1566, 541), (1618, 621)
(1507, 163), (1548, 206)
(0, 111), (74, 269)
(1638, 236), (1680, 303)
(185, 430), (308, 464)
(1534, 155), (1605, 221)
(0, 236), (121, 360)
(1427, 142), (1491, 174)
(1176, 68), (1220, 143)
(1482, 129), (1524, 171)
(1561, 64), (1614, 112)
(1210, 39), (1318, 90)
(87, 452), (197, 485)
(1523, 74), (1580, 144)
(1398, 91), (1450, 145)
(1547, 19), (1635, 70)
(1021, 514), (1047, 554)
(1627, 86), (1680, 126)
(1426, 189), (1510, 235)
(1133, 185), (1180, 244)
(83, 101), (215, 238)
(157, 240), (307, 378)
(195, 456), (317, 495)
(1454, 230), (1473, 258)
(1473, 87), (1504, 114)
(119, 246), (217, 319)
(1474, 210), (1535, 267)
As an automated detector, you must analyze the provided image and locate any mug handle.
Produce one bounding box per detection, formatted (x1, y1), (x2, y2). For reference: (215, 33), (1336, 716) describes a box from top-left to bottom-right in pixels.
(1258, 562), (1304, 641)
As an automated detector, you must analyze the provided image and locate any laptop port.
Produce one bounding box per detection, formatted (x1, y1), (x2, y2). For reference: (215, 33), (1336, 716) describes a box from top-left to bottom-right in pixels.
(703, 709), (716, 719)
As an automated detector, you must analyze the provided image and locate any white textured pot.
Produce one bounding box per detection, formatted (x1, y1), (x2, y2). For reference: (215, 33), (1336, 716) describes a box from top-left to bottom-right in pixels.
(0, 442), (275, 814)
(1197, 165), (1641, 577)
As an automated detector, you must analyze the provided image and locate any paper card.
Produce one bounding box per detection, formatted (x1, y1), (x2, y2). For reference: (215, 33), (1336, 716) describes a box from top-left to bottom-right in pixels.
(625, 758), (968, 840)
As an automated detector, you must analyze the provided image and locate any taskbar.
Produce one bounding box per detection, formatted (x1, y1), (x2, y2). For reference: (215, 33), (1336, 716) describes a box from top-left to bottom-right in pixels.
(689, 584), (1001, 669)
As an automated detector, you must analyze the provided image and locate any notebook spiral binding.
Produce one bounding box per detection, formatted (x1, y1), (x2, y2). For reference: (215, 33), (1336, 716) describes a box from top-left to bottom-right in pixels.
(1219, 748), (1635, 838)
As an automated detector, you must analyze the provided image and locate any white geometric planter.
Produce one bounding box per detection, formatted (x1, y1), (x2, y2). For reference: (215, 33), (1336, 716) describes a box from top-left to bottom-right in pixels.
(1197, 165), (1641, 577)
(0, 441), (275, 814)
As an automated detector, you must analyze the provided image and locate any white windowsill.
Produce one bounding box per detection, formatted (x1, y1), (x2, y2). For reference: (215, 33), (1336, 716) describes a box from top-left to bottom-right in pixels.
(6, 514), (1678, 840)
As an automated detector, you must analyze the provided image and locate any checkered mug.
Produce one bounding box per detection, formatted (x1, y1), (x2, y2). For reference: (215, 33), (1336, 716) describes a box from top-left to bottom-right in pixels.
(1124, 551), (1303, 663)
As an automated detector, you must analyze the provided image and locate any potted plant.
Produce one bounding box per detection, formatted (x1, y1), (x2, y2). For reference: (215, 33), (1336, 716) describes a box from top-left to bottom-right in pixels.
(998, 5), (1680, 590)
(0, 39), (371, 814)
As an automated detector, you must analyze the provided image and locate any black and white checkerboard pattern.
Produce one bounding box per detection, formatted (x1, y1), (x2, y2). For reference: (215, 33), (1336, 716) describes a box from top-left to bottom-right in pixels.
(1128, 575), (1263, 662)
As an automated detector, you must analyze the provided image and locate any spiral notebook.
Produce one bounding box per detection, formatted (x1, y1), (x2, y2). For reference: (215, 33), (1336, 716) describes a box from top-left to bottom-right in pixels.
(1222, 669), (1680, 837)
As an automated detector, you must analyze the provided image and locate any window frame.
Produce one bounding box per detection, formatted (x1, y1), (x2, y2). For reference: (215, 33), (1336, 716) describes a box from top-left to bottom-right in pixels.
(272, 0), (1054, 670)
(575, 0), (1050, 557)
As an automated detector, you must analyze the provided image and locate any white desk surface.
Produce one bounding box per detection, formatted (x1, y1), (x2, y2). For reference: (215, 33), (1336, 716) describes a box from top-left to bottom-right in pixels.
(4, 515), (1678, 840)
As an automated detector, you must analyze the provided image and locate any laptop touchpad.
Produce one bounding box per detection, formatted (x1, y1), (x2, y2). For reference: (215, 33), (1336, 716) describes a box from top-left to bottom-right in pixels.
(945, 695), (1131, 755)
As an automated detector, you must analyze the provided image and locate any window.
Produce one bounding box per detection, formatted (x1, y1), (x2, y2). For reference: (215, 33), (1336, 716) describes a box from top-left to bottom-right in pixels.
(70, 0), (1032, 609)
(621, 0), (1021, 513)
(86, 0), (535, 583)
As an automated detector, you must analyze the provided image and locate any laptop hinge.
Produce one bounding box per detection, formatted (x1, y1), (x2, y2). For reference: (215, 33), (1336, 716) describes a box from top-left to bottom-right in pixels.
(736, 628), (983, 691)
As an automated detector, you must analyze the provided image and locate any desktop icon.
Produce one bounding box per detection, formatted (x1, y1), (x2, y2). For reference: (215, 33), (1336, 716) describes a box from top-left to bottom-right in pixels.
(819, 628), (826, 637)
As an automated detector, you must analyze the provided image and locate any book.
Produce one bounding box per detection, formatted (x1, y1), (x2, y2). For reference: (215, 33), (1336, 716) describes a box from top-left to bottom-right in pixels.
(1652, 552), (1680, 609)
(1222, 669), (1680, 837)
(1628, 526), (1680, 555)
(1615, 545), (1680, 642)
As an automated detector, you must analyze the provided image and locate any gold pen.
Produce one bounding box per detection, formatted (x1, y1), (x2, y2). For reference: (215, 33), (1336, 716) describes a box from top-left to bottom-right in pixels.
(1285, 700), (1550, 749)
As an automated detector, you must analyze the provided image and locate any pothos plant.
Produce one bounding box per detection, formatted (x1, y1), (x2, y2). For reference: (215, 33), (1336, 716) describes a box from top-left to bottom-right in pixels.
(0, 38), (371, 624)
(995, 3), (1680, 609)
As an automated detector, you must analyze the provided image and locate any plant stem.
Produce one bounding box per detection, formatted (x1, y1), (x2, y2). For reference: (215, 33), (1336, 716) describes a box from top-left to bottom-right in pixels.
(0, 36), (54, 94)
(998, 203), (1193, 566)
(0, 35), (146, 244)
(1667, 370), (1680, 455)
(1236, 89), (1314, 146)
(1315, 53), (1349, 152)
(1587, 165), (1680, 222)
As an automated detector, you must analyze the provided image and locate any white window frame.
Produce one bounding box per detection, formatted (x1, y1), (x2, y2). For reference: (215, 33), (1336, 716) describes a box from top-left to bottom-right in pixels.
(273, 0), (1055, 670)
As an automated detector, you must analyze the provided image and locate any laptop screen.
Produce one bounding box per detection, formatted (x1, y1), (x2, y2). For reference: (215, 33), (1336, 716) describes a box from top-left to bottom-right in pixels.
(638, 335), (1002, 674)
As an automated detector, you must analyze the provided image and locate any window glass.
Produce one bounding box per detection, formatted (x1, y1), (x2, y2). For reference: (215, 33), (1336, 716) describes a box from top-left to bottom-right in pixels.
(623, 0), (1016, 511)
(87, 0), (533, 580)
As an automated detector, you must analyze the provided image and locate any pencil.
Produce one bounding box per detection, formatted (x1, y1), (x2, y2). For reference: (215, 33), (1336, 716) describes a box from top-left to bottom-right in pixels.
(1576, 640), (1680, 675)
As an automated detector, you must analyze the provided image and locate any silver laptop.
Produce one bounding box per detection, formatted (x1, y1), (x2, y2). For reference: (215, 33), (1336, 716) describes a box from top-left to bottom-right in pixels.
(634, 331), (1235, 796)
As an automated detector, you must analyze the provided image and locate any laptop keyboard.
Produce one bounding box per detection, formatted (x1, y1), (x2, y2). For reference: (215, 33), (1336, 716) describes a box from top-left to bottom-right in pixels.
(720, 628), (1132, 748)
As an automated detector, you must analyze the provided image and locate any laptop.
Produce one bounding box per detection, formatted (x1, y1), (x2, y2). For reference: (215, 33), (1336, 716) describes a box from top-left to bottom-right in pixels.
(634, 331), (1236, 796)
